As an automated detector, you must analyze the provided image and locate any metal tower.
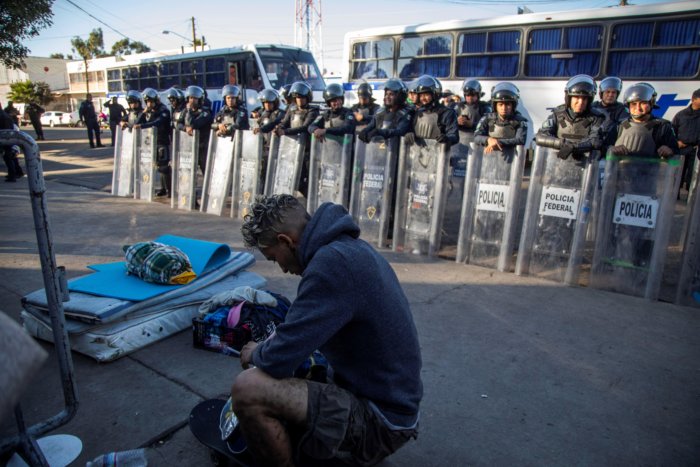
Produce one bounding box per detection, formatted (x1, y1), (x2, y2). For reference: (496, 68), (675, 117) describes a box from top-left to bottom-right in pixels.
(294, 0), (324, 73)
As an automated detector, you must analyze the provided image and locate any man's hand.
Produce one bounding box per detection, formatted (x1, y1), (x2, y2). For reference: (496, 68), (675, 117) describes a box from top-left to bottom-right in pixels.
(313, 128), (326, 142)
(557, 142), (575, 160)
(253, 127), (260, 135)
(678, 141), (687, 149)
(133, 124), (141, 129)
(186, 126), (194, 136)
(611, 145), (629, 156)
(354, 111), (363, 122)
(404, 132), (415, 146)
(657, 145), (674, 159)
(218, 123), (227, 133)
(485, 137), (502, 154)
(457, 115), (470, 127)
(240, 341), (259, 369)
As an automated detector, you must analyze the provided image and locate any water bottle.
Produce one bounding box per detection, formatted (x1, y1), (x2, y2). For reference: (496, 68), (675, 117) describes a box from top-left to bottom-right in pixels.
(86, 448), (148, 467)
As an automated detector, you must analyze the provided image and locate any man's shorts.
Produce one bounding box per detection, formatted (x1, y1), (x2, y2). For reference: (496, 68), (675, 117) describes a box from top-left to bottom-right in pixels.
(298, 381), (418, 466)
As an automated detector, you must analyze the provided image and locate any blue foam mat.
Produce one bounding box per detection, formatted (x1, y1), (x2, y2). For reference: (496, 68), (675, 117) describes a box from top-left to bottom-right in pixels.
(69, 235), (243, 301)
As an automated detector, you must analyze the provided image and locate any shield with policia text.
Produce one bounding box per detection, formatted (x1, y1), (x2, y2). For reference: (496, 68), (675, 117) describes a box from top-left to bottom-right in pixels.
(349, 136), (399, 248)
(676, 160), (700, 307)
(515, 146), (598, 284)
(456, 143), (525, 272)
(591, 154), (682, 300)
(201, 131), (235, 216)
(134, 127), (157, 202)
(307, 133), (353, 214)
(231, 130), (264, 220)
(265, 134), (306, 197)
(112, 126), (135, 197)
(392, 138), (449, 257)
(171, 128), (199, 211)
(442, 132), (473, 252)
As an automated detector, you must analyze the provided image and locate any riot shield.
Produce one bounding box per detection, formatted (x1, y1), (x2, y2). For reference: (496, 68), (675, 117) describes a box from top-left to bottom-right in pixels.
(133, 127), (157, 202)
(171, 129), (199, 211)
(456, 144), (525, 272)
(392, 138), (449, 257)
(591, 154), (682, 300)
(231, 130), (264, 220)
(676, 160), (700, 307)
(307, 133), (353, 214)
(265, 134), (306, 197)
(515, 146), (598, 284)
(349, 136), (399, 248)
(442, 132), (473, 253)
(201, 131), (235, 216)
(111, 126), (135, 197)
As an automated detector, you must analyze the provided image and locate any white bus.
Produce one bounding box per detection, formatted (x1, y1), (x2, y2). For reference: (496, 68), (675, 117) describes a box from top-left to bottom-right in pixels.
(342, 1), (700, 146)
(104, 44), (326, 114)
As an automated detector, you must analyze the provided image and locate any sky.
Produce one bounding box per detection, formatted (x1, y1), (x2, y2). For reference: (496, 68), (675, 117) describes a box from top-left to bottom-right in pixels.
(24, 0), (678, 75)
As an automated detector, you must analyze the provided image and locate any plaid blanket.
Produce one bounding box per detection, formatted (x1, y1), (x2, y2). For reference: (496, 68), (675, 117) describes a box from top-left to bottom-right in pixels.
(123, 241), (196, 285)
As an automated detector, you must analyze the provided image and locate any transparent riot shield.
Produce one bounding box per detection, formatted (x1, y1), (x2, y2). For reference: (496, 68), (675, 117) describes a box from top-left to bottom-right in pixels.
(133, 127), (156, 202)
(676, 160), (700, 307)
(231, 130), (264, 220)
(591, 154), (682, 300)
(111, 126), (135, 197)
(265, 134), (306, 197)
(515, 146), (598, 284)
(201, 131), (234, 216)
(442, 132), (473, 253)
(456, 144), (525, 272)
(307, 133), (353, 214)
(392, 138), (449, 257)
(171, 129), (199, 211)
(349, 136), (399, 248)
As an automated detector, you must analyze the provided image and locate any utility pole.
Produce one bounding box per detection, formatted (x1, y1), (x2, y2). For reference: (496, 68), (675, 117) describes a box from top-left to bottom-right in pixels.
(294, 0), (323, 72)
(191, 17), (197, 52)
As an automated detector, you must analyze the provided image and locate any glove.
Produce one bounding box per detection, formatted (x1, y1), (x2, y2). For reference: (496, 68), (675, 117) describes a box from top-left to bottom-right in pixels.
(375, 129), (388, 139)
(557, 142), (575, 160)
(436, 134), (447, 144)
(404, 132), (415, 146)
(358, 129), (370, 143)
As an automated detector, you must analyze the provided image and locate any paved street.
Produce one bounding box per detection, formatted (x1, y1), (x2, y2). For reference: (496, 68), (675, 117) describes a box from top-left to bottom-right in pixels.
(1, 127), (699, 466)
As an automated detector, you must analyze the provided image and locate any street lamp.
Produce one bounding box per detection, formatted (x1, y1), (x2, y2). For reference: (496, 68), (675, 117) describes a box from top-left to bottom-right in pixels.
(162, 30), (193, 53)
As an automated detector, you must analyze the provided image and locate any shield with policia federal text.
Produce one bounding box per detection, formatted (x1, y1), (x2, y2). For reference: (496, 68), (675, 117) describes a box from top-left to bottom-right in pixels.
(171, 128), (199, 211)
(456, 143), (525, 272)
(265, 134), (306, 197)
(349, 135), (400, 248)
(515, 145), (598, 284)
(231, 130), (264, 220)
(591, 153), (681, 300)
(134, 127), (157, 202)
(201, 130), (235, 216)
(112, 126), (135, 197)
(442, 132), (474, 252)
(307, 133), (353, 214)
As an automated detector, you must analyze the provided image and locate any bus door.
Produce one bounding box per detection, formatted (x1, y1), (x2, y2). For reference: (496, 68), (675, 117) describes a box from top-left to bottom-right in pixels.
(227, 53), (264, 113)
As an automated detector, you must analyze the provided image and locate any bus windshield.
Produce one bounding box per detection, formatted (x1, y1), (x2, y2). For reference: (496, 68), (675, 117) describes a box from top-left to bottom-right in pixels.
(257, 46), (325, 91)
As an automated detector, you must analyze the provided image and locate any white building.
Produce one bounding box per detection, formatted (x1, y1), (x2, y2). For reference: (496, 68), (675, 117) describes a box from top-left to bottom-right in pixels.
(0, 57), (70, 111)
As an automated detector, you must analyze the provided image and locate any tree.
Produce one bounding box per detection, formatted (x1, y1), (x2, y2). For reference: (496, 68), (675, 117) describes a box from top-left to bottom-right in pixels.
(71, 28), (106, 95)
(8, 80), (54, 106)
(49, 52), (74, 60)
(0, 1), (54, 68)
(110, 39), (151, 58)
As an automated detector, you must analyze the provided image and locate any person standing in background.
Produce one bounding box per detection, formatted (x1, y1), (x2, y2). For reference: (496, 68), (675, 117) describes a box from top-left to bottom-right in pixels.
(79, 93), (104, 149)
(104, 96), (127, 146)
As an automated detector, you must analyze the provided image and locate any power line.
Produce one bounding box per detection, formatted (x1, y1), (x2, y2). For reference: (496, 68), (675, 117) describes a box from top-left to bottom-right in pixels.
(62, 0), (129, 39)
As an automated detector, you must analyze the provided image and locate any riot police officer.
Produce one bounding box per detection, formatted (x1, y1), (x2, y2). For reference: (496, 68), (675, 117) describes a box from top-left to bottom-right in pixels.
(121, 90), (143, 130)
(309, 83), (355, 141)
(350, 82), (380, 131)
(407, 79), (420, 110)
(535, 74), (604, 161)
(177, 85), (214, 175)
(405, 75), (458, 147)
(474, 82), (528, 153)
(254, 89), (286, 137)
(212, 84), (249, 137)
(611, 83), (678, 158)
(592, 76), (630, 149)
(456, 79), (491, 138)
(165, 88), (186, 131)
(134, 88), (172, 197)
(358, 78), (412, 142)
(279, 84), (294, 109)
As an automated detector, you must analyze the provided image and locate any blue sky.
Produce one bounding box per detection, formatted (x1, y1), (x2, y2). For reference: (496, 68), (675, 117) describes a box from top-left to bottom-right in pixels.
(25, 0), (676, 74)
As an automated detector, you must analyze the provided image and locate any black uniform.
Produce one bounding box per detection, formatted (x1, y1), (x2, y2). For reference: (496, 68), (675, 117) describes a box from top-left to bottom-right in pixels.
(455, 101), (491, 135)
(536, 105), (604, 161)
(614, 117), (678, 158)
(410, 101), (459, 147)
(350, 102), (380, 132)
(277, 103), (320, 196)
(177, 105), (214, 175)
(1, 108), (23, 181)
(358, 106), (412, 142)
(308, 107), (356, 136)
(672, 104), (700, 191)
(104, 100), (127, 146)
(592, 101), (630, 149)
(212, 103), (249, 136)
(137, 103), (172, 195)
(3, 104), (20, 126)
(122, 107), (143, 130)
(25, 103), (45, 140)
(474, 111), (529, 148)
(79, 100), (103, 148)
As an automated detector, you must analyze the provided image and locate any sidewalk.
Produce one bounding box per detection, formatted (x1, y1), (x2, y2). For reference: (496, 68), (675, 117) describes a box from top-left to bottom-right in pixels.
(1, 129), (699, 466)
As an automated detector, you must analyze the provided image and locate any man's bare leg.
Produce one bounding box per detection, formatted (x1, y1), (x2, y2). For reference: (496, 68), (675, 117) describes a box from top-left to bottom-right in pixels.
(231, 368), (308, 467)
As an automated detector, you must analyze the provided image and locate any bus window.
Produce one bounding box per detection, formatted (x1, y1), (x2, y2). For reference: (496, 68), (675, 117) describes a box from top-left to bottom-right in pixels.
(456, 30), (520, 78)
(205, 57), (226, 88)
(257, 46), (325, 91)
(139, 64), (158, 89)
(123, 67), (139, 91)
(608, 19), (700, 78)
(350, 39), (393, 80)
(107, 69), (122, 92)
(525, 25), (601, 77)
(158, 62), (180, 89)
(181, 60), (204, 87)
(398, 34), (451, 79)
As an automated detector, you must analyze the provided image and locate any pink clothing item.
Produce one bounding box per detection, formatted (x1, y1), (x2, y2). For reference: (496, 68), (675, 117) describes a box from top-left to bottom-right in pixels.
(226, 301), (246, 328)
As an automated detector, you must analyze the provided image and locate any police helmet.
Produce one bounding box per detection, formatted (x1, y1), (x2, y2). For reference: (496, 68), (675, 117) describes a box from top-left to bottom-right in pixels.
(280, 84), (292, 101)
(323, 83), (345, 104)
(490, 82), (520, 108)
(356, 82), (373, 99)
(564, 74), (596, 111)
(185, 85), (205, 101)
(415, 75), (441, 99)
(462, 79), (484, 97)
(622, 82), (657, 108)
(599, 76), (623, 99)
(141, 88), (160, 104)
(383, 78), (408, 103)
(222, 85), (242, 99)
(290, 81), (313, 100)
(259, 88), (280, 104)
(126, 90), (142, 105)
(165, 87), (184, 104)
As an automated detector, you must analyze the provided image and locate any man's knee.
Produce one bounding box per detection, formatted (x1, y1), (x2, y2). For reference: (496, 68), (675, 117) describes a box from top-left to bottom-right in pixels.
(231, 368), (268, 409)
